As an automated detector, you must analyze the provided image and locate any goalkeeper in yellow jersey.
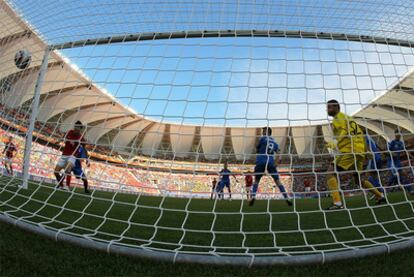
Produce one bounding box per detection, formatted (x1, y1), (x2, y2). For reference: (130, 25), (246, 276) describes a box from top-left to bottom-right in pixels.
(325, 100), (386, 210)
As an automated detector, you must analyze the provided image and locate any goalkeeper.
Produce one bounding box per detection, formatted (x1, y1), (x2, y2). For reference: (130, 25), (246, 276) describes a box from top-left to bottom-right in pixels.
(325, 100), (386, 210)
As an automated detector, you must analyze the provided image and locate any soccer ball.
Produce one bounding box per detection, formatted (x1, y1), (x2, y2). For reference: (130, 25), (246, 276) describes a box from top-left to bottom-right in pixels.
(14, 49), (32, 70)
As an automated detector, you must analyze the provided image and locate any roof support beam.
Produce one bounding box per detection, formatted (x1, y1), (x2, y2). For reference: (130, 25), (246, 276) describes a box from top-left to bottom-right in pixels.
(0, 30), (31, 46)
(357, 106), (414, 134)
(49, 30), (414, 50)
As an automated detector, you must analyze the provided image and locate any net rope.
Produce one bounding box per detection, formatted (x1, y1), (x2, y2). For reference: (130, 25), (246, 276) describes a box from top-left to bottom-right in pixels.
(0, 0), (413, 265)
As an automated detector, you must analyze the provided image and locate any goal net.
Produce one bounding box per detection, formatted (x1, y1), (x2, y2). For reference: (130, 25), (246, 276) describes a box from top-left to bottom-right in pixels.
(0, 0), (413, 265)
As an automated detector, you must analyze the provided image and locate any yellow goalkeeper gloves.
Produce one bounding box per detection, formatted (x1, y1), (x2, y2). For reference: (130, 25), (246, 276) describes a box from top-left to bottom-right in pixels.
(326, 141), (337, 150)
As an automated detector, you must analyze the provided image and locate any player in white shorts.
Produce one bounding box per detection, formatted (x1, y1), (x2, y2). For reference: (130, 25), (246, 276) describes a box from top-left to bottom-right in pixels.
(54, 121), (86, 189)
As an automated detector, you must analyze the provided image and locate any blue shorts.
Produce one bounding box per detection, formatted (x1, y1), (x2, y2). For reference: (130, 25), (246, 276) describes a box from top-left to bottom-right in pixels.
(216, 181), (230, 191)
(254, 162), (279, 181)
(367, 158), (382, 170)
(72, 166), (86, 179)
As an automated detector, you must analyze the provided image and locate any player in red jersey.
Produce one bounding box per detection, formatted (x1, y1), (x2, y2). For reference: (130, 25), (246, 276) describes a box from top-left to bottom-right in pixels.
(304, 177), (312, 198)
(2, 136), (17, 176)
(245, 172), (253, 200)
(54, 121), (86, 190)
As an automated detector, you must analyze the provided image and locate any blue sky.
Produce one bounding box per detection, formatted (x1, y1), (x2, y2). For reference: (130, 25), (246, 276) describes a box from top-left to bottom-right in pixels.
(61, 37), (414, 126)
(9, 0), (414, 127)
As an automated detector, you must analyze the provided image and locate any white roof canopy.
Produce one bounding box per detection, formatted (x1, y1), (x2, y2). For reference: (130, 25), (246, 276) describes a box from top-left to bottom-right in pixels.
(1, 0), (413, 160)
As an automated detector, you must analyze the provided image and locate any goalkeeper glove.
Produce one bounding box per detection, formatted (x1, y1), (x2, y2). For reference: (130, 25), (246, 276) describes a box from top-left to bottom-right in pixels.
(326, 141), (337, 150)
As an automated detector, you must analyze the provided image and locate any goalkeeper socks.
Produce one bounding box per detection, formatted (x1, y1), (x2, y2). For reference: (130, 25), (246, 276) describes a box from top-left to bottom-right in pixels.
(277, 185), (288, 199)
(362, 180), (383, 199)
(327, 176), (342, 206)
(368, 176), (383, 193)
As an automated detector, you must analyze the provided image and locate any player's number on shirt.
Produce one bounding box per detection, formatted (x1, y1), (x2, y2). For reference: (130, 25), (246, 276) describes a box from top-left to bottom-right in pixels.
(267, 142), (275, 154)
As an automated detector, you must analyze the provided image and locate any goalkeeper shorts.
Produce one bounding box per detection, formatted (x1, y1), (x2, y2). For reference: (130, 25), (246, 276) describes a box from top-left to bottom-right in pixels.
(334, 153), (365, 171)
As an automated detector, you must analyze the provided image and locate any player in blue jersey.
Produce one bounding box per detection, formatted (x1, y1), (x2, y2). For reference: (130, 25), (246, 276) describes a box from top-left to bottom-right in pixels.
(216, 162), (238, 200)
(70, 145), (90, 194)
(387, 130), (412, 194)
(249, 127), (292, 207)
(365, 134), (384, 193)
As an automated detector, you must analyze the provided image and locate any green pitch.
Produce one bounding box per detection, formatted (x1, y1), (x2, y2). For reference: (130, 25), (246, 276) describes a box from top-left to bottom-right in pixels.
(1, 221), (414, 276)
(0, 175), (413, 271)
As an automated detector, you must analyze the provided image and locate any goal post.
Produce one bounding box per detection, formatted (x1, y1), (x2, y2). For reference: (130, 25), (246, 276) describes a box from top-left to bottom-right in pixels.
(22, 47), (50, 189)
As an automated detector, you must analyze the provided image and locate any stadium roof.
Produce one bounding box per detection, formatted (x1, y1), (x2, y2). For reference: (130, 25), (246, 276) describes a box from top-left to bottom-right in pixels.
(1, 0), (414, 160)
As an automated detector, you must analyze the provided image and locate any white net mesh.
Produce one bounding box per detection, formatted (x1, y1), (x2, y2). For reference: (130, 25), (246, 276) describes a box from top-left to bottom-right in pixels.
(1, 0), (413, 265)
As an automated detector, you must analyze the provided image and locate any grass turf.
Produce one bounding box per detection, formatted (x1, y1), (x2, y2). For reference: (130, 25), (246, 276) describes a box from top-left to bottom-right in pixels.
(0, 175), (414, 273)
(2, 220), (414, 276)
